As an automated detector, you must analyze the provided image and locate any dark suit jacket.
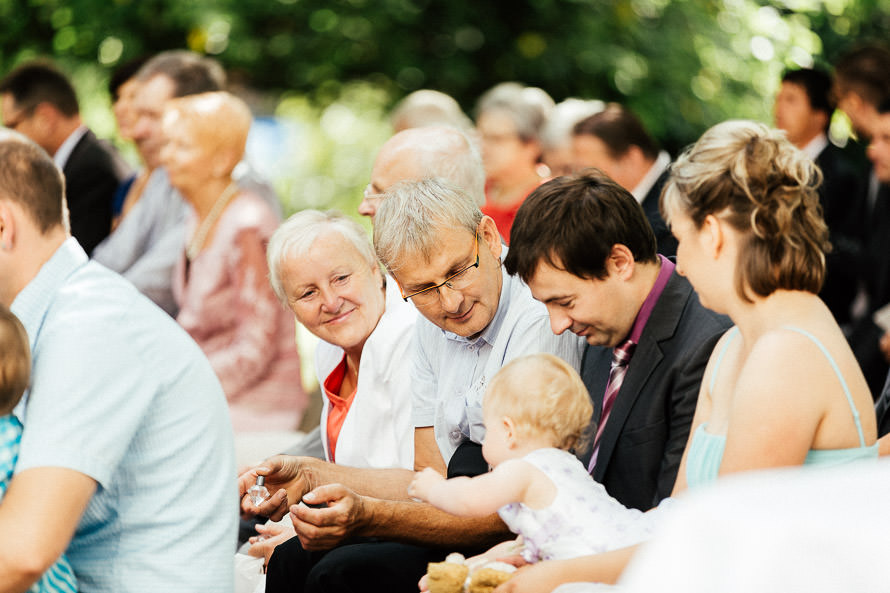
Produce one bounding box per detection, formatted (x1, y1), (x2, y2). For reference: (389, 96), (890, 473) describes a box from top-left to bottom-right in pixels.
(63, 129), (131, 256)
(815, 143), (868, 326)
(641, 169), (677, 259)
(851, 182), (890, 397)
(579, 272), (730, 511)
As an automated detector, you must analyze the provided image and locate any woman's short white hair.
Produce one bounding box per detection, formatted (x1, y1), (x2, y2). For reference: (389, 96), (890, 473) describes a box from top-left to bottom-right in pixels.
(266, 209), (378, 304)
(475, 82), (554, 142)
(373, 178), (482, 272)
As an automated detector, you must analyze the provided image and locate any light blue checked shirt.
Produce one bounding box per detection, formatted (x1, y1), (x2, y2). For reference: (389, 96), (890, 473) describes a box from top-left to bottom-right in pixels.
(1, 415), (77, 593)
(411, 257), (585, 463)
(12, 238), (236, 593)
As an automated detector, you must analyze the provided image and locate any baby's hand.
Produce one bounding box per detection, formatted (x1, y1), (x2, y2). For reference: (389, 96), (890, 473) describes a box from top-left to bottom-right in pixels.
(407, 467), (445, 502)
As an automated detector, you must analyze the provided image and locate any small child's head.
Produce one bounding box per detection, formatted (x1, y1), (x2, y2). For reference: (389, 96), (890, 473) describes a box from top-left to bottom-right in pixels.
(0, 305), (30, 415)
(482, 353), (593, 464)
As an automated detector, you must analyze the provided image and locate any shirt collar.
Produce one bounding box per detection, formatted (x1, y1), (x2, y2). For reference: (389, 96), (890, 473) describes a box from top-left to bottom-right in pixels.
(631, 151), (671, 203)
(11, 237), (87, 352)
(10, 237), (86, 423)
(627, 254), (674, 344)
(801, 133), (829, 162)
(53, 125), (89, 170)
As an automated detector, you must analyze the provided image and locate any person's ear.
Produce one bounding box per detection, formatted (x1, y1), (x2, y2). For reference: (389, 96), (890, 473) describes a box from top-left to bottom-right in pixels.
(701, 214), (724, 258)
(0, 202), (16, 250)
(502, 416), (518, 449)
(607, 243), (635, 280)
(479, 215), (503, 260)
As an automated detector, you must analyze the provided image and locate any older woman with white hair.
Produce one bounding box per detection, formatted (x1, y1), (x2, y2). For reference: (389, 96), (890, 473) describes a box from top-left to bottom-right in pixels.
(266, 209), (417, 469)
(245, 210), (417, 564)
(161, 91), (305, 432)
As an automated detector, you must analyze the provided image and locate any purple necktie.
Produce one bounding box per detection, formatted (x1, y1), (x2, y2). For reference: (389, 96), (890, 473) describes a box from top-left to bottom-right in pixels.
(587, 339), (636, 473)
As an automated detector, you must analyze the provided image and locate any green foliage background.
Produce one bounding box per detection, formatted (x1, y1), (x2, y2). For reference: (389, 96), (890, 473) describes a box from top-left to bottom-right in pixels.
(2, 0), (889, 215)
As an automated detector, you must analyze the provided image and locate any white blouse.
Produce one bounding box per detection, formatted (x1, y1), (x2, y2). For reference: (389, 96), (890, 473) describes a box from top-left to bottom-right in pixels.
(314, 280), (417, 470)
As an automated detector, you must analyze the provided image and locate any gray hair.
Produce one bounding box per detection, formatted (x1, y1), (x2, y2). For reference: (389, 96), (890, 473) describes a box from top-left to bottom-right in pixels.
(475, 82), (554, 142)
(267, 209), (379, 304)
(374, 178), (482, 271)
(136, 50), (225, 98)
(390, 89), (473, 133)
(540, 98), (605, 151)
(411, 128), (486, 207)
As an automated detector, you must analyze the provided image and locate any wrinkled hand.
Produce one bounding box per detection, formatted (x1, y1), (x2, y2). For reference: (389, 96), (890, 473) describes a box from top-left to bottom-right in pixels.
(238, 455), (311, 521)
(407, 467), (445, 502)
(289, 483), (367, 550)
(247, 520), (297, 566)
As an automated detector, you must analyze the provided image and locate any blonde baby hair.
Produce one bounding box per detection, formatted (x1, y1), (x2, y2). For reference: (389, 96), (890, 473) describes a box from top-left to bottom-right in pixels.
(484, 353), (593, 452)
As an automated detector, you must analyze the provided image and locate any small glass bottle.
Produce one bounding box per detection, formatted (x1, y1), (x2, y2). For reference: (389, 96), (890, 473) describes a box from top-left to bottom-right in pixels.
(248, 475), (270, 507)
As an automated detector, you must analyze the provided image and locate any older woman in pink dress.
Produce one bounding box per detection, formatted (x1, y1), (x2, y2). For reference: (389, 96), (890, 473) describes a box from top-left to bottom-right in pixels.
(161, 91), (305, 432)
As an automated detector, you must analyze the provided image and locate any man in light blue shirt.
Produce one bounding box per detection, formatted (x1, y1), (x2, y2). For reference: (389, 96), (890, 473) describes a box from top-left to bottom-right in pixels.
(0, 131), (236, 592)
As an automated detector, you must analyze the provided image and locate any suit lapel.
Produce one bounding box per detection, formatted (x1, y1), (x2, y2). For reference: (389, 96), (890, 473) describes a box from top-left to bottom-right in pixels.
(592, 272), (690, 481)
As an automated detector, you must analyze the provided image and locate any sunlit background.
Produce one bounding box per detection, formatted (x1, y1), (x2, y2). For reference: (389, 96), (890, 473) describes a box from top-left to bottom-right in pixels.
(3, 0), (889, 220)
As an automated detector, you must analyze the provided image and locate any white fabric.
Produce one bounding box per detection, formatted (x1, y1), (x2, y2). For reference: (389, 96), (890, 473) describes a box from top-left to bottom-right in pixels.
(620, 460), (890, 593)
(411, 258), (585, 463)
(315, 280), (417, 469)
(630, 150), (670, 204)
(52, 125), (88, 169)
(801, 132), (829, 162)
(498, 448), (653, 562)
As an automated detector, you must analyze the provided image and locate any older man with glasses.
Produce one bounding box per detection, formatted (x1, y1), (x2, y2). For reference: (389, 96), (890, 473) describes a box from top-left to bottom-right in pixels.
(241, 178), (584, 593)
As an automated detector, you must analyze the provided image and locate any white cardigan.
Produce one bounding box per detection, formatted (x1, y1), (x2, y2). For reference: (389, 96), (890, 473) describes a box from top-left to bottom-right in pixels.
(314, 281), (416, 470)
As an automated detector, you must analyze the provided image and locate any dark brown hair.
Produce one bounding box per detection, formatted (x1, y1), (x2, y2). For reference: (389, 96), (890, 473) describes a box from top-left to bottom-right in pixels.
(572, 103), (658, 160)
(504, 170), (657, 282)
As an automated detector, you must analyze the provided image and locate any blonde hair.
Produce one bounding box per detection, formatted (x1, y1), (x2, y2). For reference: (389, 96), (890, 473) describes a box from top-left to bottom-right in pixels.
(162, 91), (251, 177)
(484, 353), (593, 452)
(662, 120), (829, 302)
(0, 305), (30, 415)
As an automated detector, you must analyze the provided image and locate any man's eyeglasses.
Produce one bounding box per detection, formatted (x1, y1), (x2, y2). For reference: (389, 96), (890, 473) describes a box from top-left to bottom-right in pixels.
(399, 232), (480, 304)
(363, 183), (384, 203)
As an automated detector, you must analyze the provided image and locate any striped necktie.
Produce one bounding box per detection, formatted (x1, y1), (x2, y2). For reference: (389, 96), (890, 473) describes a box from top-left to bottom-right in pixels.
(587, 339), (636, 473)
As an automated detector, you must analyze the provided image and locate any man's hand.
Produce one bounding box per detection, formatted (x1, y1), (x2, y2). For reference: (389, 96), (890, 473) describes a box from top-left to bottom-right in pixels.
(238, 455), (312, 521)
(289, 483), (368, 550)
(407, 467), (445, 502)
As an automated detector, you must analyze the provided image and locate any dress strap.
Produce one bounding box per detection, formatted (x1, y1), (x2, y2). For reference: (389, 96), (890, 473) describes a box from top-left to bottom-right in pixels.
(709, 327), (740, 396)
(781, 326), (867, 448)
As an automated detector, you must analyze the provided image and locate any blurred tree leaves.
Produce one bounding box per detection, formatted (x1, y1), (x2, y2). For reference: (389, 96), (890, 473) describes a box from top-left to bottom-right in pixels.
(2, 0), (889, 208)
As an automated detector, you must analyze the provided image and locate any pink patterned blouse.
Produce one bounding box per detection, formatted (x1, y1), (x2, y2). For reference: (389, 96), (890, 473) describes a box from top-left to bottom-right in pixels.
(173, 191), (305, 432)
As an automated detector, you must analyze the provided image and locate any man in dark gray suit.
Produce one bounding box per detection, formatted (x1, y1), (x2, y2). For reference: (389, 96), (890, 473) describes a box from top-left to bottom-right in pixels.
(505, 170), (730, 512)
(0, 62), (130, 255)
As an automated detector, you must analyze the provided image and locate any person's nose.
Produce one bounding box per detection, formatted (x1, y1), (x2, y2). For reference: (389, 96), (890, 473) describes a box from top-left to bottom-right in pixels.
(548, 307), (573, 336)
(319, 287), (342, 313)
(131, 115), (150, 140)
(438, 285), (464, 314)
(357, 197), (376, 218)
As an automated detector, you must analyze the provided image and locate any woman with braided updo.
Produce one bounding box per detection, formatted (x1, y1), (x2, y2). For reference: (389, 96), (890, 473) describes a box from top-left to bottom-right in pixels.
(663, 120), (878, 492)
